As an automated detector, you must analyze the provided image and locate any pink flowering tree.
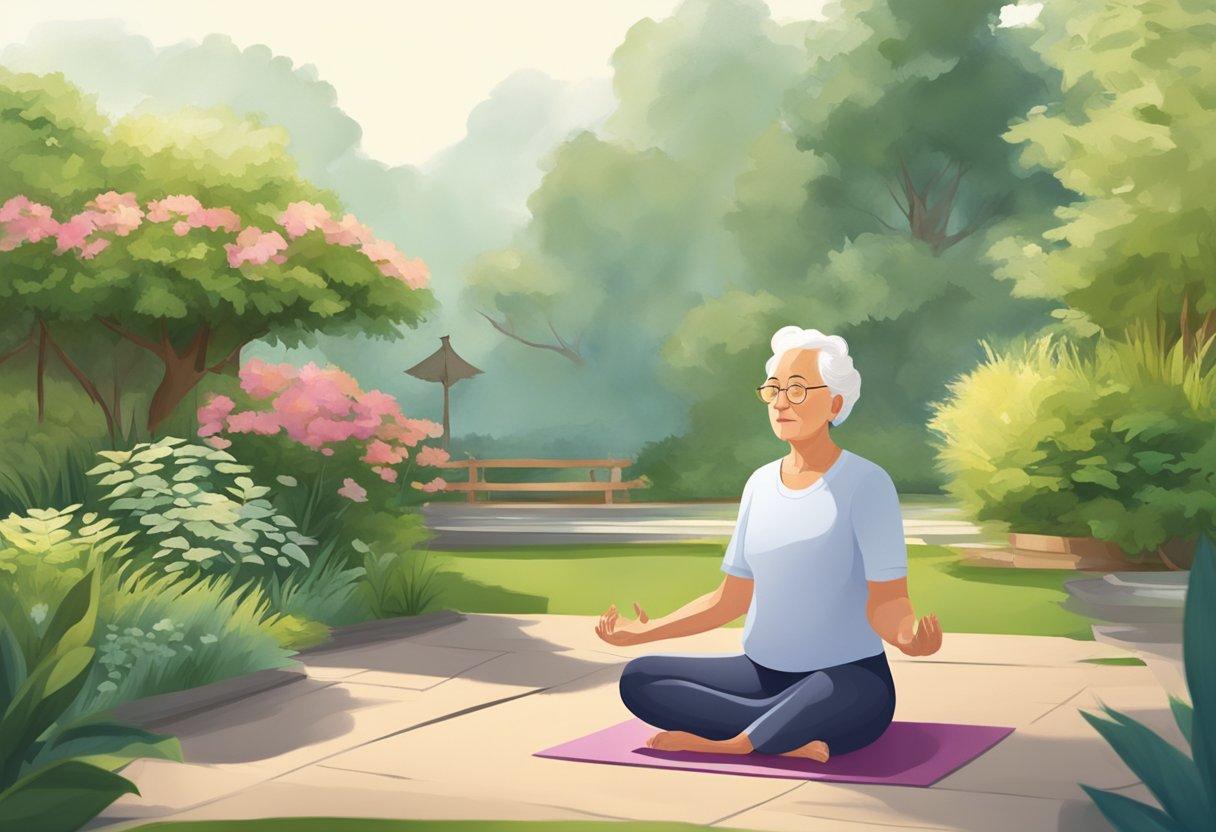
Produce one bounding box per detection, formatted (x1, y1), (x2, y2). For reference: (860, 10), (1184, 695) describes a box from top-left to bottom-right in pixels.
(197, 359), (450, 540)
(0, 93), (435, 442)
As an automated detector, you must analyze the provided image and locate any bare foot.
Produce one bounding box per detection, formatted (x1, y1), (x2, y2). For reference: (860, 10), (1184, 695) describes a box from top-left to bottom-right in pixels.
(646, 730), (707, 752)
(645, 730), (750, 754)
(779, 739), (830, 762)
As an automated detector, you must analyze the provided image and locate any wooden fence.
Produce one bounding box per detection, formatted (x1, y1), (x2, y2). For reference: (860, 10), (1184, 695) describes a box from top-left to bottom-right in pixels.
(432, 457), (650, 504)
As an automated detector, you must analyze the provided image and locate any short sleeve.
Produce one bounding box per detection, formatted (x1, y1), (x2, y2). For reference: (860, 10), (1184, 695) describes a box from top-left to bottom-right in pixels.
(853, 467), (908, 581)
(720, 476), (755, 579)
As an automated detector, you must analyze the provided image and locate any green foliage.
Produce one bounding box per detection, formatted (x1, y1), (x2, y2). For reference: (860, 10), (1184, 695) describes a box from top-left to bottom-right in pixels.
(1079, 534), (1216, 830)
(261, 539), (370, 631)
(357, 539), (446, 618)
(87, 436), (315, 581)
(998, 0), (1216, 338)
(62, 561), (296, 723)
(0, 369), (111, 517)
(929, 326), (1216, 554)
(0, 561), (182, 832)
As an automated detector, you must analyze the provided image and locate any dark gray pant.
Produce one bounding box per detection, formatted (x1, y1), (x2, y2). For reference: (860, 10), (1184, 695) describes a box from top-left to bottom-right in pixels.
(618, 650), (896, 755)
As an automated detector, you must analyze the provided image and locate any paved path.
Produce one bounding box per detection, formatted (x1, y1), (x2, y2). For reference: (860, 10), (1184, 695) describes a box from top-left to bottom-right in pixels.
(85, 612), (1182, 832)
(421, 499), (1007, 551)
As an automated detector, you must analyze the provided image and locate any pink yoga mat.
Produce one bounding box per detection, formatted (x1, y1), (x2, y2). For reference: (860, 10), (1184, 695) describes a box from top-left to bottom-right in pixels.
(535, 718), (1014, 787)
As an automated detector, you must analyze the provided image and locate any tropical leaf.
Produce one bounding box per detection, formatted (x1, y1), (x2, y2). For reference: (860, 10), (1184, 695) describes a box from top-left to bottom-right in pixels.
(1078, 784), (1182, 832)
(0, 759), (139, 832)
(1078, 704), (1212, 829)
(1183, 534), (1215, 797)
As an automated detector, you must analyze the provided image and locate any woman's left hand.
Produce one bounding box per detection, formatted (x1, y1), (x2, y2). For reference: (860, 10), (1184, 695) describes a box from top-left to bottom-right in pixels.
(896, 613), (942, 656)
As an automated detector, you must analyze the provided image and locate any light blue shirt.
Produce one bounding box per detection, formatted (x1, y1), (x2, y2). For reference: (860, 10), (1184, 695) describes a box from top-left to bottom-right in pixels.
(720, 449), (908, 672)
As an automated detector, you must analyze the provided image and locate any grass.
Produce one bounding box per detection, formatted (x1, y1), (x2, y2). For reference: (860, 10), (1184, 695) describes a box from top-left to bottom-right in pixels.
(134, 822), (763, 832)
(418, 541), (1102, 640)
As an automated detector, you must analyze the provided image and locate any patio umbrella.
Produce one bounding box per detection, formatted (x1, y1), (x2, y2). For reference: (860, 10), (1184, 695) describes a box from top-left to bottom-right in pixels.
(404, 335), (483, 450)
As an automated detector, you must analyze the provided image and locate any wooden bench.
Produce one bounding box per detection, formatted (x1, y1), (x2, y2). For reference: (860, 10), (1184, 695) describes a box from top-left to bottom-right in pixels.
(432, 457), (650, 504)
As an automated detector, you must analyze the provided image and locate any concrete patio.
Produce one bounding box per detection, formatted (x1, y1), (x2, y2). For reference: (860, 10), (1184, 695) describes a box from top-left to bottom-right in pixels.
(83, 611), (1188, 832)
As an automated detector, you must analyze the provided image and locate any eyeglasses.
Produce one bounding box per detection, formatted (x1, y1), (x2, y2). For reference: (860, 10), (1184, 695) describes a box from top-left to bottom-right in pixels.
(756, 383), (828, 405)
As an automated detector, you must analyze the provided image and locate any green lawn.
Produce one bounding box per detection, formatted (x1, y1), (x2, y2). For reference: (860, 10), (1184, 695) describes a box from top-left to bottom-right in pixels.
(420, 541), (1099, 640)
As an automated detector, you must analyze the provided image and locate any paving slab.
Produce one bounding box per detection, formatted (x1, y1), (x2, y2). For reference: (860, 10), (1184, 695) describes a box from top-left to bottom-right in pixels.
(85, 613), (1175, 832)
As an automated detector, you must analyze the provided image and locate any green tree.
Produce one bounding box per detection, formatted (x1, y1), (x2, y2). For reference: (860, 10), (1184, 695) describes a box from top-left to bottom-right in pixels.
(0, 69), (437, 438)
(997, 0), (1216, 351)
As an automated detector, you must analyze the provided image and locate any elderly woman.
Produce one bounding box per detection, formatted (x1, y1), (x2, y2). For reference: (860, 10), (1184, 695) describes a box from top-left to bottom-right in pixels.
(595, 325), (942, 762)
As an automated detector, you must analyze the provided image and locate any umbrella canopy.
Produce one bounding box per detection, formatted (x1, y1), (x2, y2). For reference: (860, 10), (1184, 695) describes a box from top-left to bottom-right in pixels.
(405, 335), (483, 450)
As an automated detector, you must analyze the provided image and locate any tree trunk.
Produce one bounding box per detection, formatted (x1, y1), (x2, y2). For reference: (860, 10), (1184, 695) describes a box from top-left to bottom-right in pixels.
(147, 353), (209, 435)
(37, 325), (47, 423)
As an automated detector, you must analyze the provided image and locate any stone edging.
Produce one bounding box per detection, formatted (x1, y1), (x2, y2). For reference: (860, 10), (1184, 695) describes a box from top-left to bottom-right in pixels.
(109, 609), (468, 729)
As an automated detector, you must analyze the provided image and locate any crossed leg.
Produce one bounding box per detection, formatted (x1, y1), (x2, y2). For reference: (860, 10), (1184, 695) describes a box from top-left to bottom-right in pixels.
(619, 651), (894, 760)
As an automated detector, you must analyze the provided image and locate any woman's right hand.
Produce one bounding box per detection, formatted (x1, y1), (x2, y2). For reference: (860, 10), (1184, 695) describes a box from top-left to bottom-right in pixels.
(595, 601), (652, 646)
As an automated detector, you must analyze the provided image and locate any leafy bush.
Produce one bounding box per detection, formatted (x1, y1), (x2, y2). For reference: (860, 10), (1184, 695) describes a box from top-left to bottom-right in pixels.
(0, 369), (109, 517)
(358, 539), (446, 618)
(61, 561), (298, 723)
(195, 359), (450, 549)
(0, 505), (135, 662)
(262, 538), (370, 630)
(86, 436), (315, 582)
(0, 560), (182, 832)
(1079, 534), (1216, 829)
(929, 325), (1216, 557)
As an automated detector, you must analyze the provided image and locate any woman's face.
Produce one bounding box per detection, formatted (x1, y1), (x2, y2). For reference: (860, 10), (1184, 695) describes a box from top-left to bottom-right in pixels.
(764, 348), (843, 441)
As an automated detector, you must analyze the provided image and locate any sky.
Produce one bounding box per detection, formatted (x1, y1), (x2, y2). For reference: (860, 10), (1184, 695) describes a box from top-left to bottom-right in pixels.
(1, 0), (833, 167)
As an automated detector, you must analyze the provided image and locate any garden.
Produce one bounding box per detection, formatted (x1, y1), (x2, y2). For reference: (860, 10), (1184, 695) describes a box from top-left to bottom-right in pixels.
(2, 0), (1215, 829)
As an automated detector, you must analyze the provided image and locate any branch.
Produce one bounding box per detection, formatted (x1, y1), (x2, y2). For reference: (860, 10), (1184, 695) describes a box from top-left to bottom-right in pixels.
(207, 342), (244, 375)
(937, 190), (1010, 252)
(925, 163), (968, 240)
(41, 321), (116, 445)
(95, 317), (165, 357)
(885, 182), (909, 219)
(478, 310), (584, 366)
(845, 201), (901, 232)
(0, 328), (36, 367)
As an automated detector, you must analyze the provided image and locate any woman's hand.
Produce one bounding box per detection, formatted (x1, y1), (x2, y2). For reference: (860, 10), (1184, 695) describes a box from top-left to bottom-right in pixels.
(896, 613), (942, 656)
(595, 601), (652, 646)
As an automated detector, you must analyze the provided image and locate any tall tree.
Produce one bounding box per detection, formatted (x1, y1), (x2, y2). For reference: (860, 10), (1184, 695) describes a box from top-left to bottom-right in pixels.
(0, 70), (436, 438)
(997, 0), (1216, 351)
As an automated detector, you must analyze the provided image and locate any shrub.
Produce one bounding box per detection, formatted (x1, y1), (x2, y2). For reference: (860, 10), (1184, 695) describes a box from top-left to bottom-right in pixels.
(1079, 534), (1216, 829)
(0, 560), (182, 832)
(86, 436), (315, 583)
(929, 325), (1216, 557)
(358, 539), (446, 618)
(195, 359), (450, 550)
(61, 560), (297, 723)
(262, 538), (370, 630)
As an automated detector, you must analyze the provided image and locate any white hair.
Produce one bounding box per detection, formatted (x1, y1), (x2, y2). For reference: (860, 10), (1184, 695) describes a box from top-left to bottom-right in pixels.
(764, 326), (861, 426)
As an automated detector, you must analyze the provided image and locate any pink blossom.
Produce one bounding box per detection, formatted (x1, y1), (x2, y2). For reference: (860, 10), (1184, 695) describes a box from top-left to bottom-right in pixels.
(361, 439), (405, 466)
(240, 359), (298, 399)
(324, 213), (376, 247)
(197, 395), (237, 437)
(225, 227), (288, 268)
(416, 445), (450, 467)
(88, 192), (143, 236)
(337, 478), (367, 502)
(0, 196), (58, 251)
(79, 239), (111, 260)
(147, 195), (203, 222)
(321, 448), (335, 456)
(54, 213), (96, 254)
(411, 477), (448, 493)
(205, 436), (232, 450)
(360, 239), (430, 289)
(276, 201), (332, 239)
(226, 410), (282, 435)
(196, 207), (241, 233)
(372, 466), (398, 483)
